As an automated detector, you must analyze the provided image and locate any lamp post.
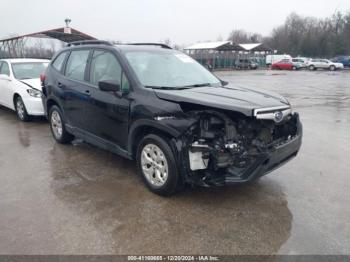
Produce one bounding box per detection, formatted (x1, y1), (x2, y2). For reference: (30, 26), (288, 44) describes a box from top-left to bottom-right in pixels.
(64, 18), (72, 28)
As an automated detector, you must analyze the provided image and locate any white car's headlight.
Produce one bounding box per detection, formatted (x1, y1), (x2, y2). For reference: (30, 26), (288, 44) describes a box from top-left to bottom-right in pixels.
(27, 89), (42, 98)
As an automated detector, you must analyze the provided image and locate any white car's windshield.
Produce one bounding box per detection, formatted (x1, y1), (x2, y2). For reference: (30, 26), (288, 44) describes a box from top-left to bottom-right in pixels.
(12, 62), (48, 80)
(124, 50), (220, 89)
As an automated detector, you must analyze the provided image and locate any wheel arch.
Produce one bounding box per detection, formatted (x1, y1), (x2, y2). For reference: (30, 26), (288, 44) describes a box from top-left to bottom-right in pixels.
(128, 120), (182, 159)
(13, 93), (21, 108)
(46, 97), (62, 117)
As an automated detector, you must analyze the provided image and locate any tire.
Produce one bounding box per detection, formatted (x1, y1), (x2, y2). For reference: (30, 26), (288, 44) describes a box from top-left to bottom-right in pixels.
(309, 65), (315, 71)
(292, 66), (297, 70)
(329, 65), (335, 71)
(15, 96), (31, 122)
(49, 105), (74, 144)
(136, 134), (182, 196)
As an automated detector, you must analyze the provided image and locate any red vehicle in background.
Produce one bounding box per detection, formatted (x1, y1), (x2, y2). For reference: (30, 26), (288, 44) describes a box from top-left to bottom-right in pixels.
(271, 59), (300, 70)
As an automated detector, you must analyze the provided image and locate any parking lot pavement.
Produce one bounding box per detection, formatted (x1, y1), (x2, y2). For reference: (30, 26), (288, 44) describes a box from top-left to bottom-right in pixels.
(0, 70), (349, 255)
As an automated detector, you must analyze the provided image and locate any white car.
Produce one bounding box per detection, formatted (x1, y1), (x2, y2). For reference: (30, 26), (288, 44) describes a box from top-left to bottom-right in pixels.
(0, 58), (49, 121)
(266, 54), (292, 66)
(291, 57), (310, 68)
(307, 59), (344, 71)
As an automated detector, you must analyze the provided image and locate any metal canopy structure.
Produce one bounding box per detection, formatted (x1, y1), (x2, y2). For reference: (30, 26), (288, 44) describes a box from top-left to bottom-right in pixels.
(184, 41), (244, 51)
(239, 43), (272, 52)
(184, 41), (272, 70)
(0, 27), (97, 58)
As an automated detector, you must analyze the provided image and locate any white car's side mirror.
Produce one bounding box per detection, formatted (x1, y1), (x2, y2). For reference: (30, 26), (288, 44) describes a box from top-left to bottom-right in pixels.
(0, 74), (11, 81)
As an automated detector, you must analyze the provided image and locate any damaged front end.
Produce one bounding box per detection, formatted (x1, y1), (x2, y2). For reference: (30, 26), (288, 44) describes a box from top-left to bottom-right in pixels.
(178, 107), (302, 186)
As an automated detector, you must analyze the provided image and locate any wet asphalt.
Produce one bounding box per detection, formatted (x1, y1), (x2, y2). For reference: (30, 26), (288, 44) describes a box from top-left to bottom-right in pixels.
(0, 70), (349, 255)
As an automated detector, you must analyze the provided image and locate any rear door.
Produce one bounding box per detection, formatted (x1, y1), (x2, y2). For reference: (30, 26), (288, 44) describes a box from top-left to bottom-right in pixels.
(60, 49), (91, 129)
(280, 59), (292, 70)
(84, 49), (131, 148)
(312, 59), (320, 67)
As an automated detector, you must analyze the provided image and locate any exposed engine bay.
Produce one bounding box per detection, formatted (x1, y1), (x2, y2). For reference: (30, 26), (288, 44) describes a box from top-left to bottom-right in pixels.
(182, 109), (300, 185)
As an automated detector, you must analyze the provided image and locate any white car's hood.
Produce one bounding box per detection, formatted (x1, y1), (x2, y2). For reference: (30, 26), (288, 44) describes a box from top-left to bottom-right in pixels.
(19, 78), (42, 91)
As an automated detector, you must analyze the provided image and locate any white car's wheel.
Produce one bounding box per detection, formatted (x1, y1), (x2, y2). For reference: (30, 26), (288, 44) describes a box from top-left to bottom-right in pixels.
(329, 65), (336, 71)
(15, 96), (31, 122)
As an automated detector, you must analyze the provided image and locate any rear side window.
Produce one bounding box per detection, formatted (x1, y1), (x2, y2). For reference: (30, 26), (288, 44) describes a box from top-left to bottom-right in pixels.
(0, 62), (10, 76)
(89, 50), (122, 86)
(52, 52), (67, 71)
(65, 50), (90, 81)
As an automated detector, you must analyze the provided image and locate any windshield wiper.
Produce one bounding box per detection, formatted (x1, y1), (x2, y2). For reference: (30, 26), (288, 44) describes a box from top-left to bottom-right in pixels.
(145, 85), (178, 90)
(144, 83), (212, 90)
(144, 85), (192, 90)
(183, 83), (212, 88)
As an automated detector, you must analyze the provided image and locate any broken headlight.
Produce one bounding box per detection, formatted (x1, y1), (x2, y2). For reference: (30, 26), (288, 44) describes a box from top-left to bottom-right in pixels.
(27, 89), (42, 98)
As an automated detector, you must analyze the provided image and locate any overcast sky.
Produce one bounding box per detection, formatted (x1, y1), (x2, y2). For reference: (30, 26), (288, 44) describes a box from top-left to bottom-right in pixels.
(1, 0), (350, 45)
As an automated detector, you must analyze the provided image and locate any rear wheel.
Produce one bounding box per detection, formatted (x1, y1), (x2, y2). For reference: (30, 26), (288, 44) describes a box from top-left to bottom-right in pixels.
(49, 105), (74, 144)
(309, 65), (315, 71)
(136, 134), (182, 196)
(292, 66), (297, 70)
(15, 96), (31, 122)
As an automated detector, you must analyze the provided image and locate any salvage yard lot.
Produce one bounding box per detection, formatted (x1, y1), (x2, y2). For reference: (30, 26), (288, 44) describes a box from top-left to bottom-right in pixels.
(0, 70), (349, 254)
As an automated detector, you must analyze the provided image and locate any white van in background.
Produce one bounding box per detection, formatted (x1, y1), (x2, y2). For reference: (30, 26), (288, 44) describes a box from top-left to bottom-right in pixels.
(266, 54), (292, 66)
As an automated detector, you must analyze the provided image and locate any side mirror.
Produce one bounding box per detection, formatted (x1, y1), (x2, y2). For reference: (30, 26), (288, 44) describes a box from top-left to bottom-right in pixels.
(98, 80), (121, 92)
(220, 79), (229, 86)
(0, 74), (11, 81)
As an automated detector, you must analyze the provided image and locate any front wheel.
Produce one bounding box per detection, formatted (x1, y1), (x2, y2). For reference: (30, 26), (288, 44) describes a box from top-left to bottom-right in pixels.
(309, 65), (315, 71)
(15, 96), (31, 122)
(136, 134), (182, 196)
(329, 65), (336, 71)
(49, 105), (74, 144)
(292, 66), (297, 70)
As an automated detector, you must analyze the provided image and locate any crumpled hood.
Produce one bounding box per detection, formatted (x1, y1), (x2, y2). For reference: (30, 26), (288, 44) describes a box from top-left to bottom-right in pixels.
(19, 78), (42, 91)
(154, 85), (290, 116)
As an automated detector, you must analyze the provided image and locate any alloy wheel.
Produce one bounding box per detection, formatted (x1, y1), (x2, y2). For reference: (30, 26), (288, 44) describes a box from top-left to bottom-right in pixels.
(51, 110), (63, 139)
(141, 144), (169, 187)
(16, 99), (25, 120)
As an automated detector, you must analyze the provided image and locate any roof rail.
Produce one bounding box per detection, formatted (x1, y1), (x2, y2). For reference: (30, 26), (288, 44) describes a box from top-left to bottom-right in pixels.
(66, 40), (113, 47)
(127, 43), (172, 49)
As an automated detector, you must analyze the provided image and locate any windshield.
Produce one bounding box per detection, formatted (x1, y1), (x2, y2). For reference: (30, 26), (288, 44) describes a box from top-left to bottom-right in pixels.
(124, 50), (220, 88)
(12, 62), (48, 80)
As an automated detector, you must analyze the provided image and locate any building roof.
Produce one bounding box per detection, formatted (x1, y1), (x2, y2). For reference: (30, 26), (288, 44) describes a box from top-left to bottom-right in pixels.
(184, 41), (231, 50)
(184, 41), (244, 51)
(0, 27), (96, 43)
(239, 43), (272, 52)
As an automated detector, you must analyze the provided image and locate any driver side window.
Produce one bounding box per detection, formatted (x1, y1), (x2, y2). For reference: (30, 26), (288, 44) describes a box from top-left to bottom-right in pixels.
(90, 50), (121, 86)
(90, 50), (130, 92)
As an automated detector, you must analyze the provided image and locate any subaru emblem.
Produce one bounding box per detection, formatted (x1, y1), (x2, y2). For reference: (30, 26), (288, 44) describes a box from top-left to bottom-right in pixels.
(274, 111), (284, 122)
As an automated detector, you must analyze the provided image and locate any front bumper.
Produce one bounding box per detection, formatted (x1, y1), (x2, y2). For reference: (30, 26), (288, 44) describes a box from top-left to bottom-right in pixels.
(23, 96), (45, 116)
(200, 114), (303, 186)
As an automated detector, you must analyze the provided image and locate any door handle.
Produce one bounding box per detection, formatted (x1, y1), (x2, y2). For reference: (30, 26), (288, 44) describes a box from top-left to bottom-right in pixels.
(85, 90), (91, 96)
(57, 82), (64, 88)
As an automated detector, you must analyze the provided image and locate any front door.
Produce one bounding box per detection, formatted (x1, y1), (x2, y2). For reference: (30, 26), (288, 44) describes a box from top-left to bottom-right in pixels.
(85, 49), (131, 149)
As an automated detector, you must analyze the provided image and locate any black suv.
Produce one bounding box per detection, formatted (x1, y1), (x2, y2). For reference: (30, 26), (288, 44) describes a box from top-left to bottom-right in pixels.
(42, 41), (302, 195)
